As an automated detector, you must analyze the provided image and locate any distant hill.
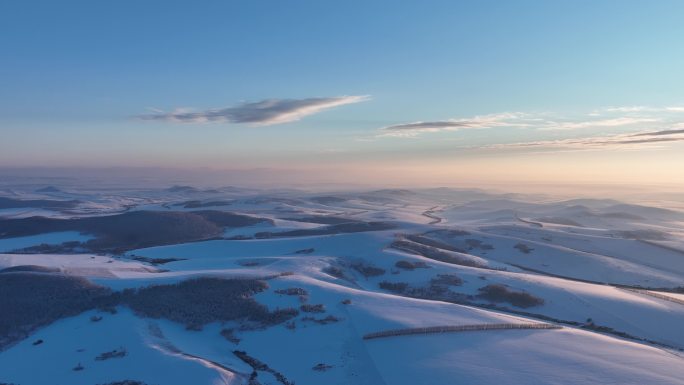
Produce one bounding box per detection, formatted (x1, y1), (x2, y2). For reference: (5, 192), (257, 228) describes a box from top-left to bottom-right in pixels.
(0, 197), (79, 210)
(309, 196), (348, 205)
(166, 185), (200, 193)
(35, 186), (62, 193)
(0, 210), (270, 252)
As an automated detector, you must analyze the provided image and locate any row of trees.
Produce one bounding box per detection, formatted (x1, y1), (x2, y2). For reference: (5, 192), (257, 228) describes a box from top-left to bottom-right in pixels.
(364, 323), (561, 340)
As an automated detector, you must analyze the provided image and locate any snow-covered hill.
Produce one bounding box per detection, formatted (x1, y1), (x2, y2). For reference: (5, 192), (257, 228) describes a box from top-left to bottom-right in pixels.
(1, 186), (683, 385)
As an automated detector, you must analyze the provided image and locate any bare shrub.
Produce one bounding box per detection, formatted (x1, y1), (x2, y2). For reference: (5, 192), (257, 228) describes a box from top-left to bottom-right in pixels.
(262, 308), (300, 325)
(430, 274), (463, 287)
(581, 323), (632, 338)
(312, 363), (333, 371)
(514, 243), (534, 254)
(302, 315), (340, 325)
(378, 281), (409, 293)
(95, 347), (127, 361)
(323, 266), (346, 279)
(380, 279), (471, 305)
(274, 288), (308, 296)
(478, 284), (544, 308)
(394, 260), (429, 270)
(462, 239), (495, 251)
(294, 248), (315, 254)
(233, 350), (295, 385)
(239, 261), (261, 267)
(351, 262), (385, 277)
(394, 260), (414, 270)
(300, 304), (325, 313)
(220, 328), (241, 344)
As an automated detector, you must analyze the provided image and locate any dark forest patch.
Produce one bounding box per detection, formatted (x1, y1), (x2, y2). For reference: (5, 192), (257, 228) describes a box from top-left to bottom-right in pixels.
(478, 284), (544, 308)
(0, 275), (297, 350)
(118, 278), (298, 330)
(0, 272), (111, 349)
(390, 239), (485, 268)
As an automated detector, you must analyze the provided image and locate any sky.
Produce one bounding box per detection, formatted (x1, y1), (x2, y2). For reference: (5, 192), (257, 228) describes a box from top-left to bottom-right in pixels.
(1, 0), (684, 188)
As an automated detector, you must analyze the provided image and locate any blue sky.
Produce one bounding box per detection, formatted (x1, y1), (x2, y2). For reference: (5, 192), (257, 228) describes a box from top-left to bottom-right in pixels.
(2, 1), (684, 186)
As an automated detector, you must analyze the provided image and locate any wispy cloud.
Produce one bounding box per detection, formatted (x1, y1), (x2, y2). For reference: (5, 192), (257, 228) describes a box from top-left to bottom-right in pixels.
(139, 96), (369, 125)
(485, 128), (684, 151)
(380, 113), (530, 137)
(542, 117), (659, 130)
(599, 105), (684, 113)
(630, 128), (684, 137)
(376, 103), (684, 139)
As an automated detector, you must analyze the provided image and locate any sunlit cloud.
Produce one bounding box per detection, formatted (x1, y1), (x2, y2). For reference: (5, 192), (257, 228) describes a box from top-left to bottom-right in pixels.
(542, 117), (660, 130)
(593, 105), (684, 114)
(602, 106), (653, 113)
(138, 95), (370, 126)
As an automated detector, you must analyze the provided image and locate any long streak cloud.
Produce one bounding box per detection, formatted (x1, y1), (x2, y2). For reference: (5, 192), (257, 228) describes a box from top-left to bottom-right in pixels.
(139, 96), (369, 125)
